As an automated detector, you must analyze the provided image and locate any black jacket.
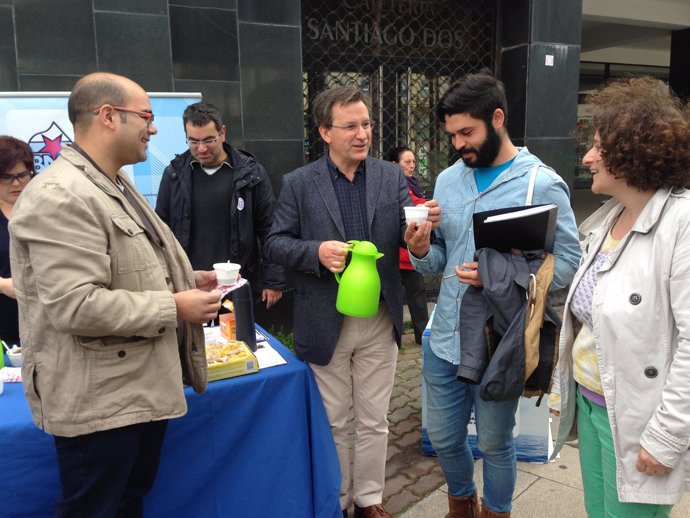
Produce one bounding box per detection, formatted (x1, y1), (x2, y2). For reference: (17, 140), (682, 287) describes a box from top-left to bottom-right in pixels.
(155, 144), (285, 291)
(458, 248), (559, 402)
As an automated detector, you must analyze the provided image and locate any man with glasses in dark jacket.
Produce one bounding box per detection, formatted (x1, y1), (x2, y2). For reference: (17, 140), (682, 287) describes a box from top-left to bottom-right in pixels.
(156, 102), (285, 309)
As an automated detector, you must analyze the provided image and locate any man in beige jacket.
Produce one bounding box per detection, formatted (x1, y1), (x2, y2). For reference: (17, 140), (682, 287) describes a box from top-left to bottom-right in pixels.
(9, 72), (221, 518)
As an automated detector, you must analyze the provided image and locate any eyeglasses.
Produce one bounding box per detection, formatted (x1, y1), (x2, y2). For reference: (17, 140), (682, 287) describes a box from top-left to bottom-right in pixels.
(92, 105), (155, 126)
(186, 133), (221, 148)
(330, 120), (376, 132)
(0, 171), (33, 185)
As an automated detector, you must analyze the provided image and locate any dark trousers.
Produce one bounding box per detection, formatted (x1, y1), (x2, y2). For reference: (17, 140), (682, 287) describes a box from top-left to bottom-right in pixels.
(401, 268), (429, 344)
(53, 420), (168, 518)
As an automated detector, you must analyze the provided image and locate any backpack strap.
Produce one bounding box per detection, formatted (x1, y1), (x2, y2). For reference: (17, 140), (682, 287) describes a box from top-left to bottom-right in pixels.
(525, 164), (539, 206)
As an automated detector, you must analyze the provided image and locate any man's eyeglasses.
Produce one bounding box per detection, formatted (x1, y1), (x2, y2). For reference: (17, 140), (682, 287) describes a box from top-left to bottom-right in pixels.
(330, 120), (376, 132)
(92, 105), (155, 126)
(186, 133), (221, 148)
(0, 171), (33, 185)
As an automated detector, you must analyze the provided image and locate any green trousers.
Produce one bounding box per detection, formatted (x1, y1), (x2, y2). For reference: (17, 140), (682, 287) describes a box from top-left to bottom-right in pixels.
(576, 389), (673, 518)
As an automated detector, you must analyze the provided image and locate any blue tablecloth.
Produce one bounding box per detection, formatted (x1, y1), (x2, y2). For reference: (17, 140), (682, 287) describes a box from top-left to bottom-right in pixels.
(0, 335), (341, 518)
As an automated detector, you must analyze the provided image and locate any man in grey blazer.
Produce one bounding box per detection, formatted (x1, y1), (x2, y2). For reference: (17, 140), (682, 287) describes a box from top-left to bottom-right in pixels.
(266, 85), (437, 518)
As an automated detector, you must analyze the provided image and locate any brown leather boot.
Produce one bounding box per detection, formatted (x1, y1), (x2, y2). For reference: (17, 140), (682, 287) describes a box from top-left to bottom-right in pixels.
(479, 498), (511, 518)
(353, 503), (392, 518)
(445, 492), (480, 518)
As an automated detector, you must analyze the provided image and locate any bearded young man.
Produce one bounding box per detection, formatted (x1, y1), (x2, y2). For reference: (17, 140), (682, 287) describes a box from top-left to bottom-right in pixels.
(404, 70), (580, 518)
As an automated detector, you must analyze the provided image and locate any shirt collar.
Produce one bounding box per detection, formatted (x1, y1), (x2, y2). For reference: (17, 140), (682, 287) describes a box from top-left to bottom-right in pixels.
(325, 153), (365, 181)
(191, 157), (233, 170)
(69, 143), (117, 184)
(190, 144), (233, 170)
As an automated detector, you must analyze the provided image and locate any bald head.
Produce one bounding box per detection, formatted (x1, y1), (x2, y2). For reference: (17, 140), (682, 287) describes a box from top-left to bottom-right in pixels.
(68, 73), (143, 132)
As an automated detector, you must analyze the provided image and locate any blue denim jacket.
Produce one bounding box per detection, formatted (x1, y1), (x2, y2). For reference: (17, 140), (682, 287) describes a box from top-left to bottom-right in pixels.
(411, 147), (581, 365)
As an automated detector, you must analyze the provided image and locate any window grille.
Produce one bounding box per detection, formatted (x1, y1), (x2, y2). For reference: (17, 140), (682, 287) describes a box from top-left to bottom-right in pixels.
(302, 0), (496, 193)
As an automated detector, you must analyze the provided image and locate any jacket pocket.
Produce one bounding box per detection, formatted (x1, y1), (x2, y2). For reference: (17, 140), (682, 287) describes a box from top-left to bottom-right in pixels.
(77, 334), (150, 351)
(110, 214), (159, 273)
(80, 336), (169, 403)
(22, 359), (40, 406)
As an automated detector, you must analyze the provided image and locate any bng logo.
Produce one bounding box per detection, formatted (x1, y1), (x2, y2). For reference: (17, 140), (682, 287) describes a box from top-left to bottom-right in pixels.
(28, 122), (72, 173)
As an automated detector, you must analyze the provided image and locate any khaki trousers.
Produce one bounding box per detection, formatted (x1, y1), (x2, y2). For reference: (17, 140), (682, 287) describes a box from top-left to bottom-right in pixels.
(310, 303), (399, 509)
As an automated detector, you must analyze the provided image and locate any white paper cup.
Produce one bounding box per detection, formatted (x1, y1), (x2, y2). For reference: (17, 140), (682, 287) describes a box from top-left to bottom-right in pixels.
(8, 352), (22, 368)
(213, 262), (241, 286)
(404, 205), (430, 225)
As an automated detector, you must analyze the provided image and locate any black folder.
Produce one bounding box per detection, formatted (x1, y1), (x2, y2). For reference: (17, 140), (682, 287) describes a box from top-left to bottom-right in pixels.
(472, 204), (558, 253)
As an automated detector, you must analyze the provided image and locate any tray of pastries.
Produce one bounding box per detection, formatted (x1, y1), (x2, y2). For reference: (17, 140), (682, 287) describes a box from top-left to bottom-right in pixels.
(206, 339), (258, 381)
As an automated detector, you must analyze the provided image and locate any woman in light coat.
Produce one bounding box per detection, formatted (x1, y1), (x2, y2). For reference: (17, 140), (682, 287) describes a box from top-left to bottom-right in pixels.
(550, 76), (690, 517)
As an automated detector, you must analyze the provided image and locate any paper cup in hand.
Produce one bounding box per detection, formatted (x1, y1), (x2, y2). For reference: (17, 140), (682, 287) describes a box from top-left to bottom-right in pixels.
(213, 262), (241, 286)
(8, 351), (22, 368)
(404, 206), (430, 225)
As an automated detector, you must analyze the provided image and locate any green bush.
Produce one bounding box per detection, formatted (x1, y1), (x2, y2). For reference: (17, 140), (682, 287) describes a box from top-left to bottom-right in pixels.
(270, 329), (294, 352)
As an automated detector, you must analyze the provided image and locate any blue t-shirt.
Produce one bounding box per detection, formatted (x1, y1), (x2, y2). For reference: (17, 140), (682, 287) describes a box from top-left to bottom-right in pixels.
(474, 157), (516, 192)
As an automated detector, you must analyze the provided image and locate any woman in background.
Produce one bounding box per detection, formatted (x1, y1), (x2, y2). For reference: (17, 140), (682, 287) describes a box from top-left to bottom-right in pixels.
(0, 136), (34, 346)
(550, 77), (690, 517)
(388, 146), (429, 344)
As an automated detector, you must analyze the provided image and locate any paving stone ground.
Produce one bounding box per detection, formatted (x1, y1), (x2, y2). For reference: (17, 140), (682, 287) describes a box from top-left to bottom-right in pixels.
(383, 333), (690, 518)
(382, 333), (444, 516)
(342, 331), (441, 517)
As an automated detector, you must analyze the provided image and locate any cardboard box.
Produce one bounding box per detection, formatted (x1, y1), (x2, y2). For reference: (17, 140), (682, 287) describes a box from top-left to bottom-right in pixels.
(219, 312), (236, 341)
(206, 340), (258, 382)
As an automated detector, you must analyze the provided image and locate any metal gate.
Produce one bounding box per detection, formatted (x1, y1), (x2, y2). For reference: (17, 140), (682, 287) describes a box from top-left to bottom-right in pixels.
(302, 0), (496, 193)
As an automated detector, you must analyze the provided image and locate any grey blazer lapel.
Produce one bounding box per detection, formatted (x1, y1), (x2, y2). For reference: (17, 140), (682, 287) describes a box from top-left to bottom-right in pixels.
(365, 156), (382, 231)
(312, 156), (346, 240)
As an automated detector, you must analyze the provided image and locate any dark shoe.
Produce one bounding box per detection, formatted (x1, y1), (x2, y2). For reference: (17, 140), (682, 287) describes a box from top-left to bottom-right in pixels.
(479, 498), (511, 518)
(354, 503), (392, 518)
(446, 492), (480, 518)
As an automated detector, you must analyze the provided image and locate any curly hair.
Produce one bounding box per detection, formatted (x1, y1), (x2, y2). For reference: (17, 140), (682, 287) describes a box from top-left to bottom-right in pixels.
(587, 76), (690, 190)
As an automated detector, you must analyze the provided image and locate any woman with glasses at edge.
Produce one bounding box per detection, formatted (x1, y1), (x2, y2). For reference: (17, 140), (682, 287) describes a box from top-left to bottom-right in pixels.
(0, 136), (34, 347)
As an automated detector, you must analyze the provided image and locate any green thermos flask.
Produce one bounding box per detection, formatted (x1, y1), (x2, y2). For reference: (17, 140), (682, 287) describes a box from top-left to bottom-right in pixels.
(334, 240), (384, 318)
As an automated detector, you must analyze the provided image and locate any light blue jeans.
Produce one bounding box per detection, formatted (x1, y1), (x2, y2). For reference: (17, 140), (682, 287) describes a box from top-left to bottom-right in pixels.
(423, 339), (519, 513)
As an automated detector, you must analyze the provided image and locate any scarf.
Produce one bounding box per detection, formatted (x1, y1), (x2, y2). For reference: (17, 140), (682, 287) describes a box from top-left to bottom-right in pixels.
(406, 175), (424, 199)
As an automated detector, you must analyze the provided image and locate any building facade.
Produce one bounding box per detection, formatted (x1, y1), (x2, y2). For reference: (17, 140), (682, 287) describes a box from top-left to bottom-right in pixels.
(2, 0), (687, 329)
(0, 0), (584, 194)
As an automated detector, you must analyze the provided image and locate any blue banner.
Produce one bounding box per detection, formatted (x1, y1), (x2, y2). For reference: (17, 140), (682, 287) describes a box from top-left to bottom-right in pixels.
(0, 92), (201, 208)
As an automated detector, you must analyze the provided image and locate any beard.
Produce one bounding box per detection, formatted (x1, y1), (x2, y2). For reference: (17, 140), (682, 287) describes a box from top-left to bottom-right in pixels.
(460, 122), (502, 168)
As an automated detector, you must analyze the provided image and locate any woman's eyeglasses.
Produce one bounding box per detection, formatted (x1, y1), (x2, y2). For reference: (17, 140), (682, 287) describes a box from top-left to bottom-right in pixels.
(0, 171), (33, 185)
